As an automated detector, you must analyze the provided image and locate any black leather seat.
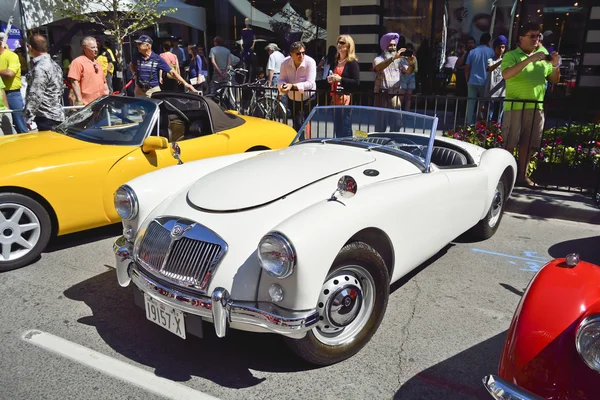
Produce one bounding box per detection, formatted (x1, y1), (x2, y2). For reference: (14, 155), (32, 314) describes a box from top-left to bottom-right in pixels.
(187, 120), (206, 139)
(431, 146), (468, 166)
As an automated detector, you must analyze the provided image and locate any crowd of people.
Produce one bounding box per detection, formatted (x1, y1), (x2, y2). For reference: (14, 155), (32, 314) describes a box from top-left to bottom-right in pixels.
(1, 23), (560, 187)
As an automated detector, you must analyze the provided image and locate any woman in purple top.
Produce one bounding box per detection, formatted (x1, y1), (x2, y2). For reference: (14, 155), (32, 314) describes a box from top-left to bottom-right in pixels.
(188, 46), (208, 92)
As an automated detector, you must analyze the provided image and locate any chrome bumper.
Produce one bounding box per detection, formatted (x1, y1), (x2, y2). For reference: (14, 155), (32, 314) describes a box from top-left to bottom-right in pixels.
(113, 236), (319, 339)
(483, 375), (544, 400)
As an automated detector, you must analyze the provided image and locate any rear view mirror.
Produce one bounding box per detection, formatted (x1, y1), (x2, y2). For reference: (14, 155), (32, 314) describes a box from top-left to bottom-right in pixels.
(141, 136), (169, 153)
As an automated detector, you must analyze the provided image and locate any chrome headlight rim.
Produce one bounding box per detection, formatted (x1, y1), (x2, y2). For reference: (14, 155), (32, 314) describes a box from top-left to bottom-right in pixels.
(576, 314), (600, 372)
(114, 185), (139, 221)
(258, 231), (297, 279)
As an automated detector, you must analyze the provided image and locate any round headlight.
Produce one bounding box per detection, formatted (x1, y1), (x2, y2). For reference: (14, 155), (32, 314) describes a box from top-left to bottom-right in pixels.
(258, 232), (296, 279)
(114, 185), (138, 221)
(576, 314), (600, 372)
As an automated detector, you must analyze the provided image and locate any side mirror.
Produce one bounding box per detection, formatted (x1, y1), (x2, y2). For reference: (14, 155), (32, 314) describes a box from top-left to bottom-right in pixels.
(171, 142), (183, 165)
(141, 136), (169, 153)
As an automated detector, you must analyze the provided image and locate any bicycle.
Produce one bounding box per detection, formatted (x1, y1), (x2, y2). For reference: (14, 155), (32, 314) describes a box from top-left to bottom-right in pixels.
(206, 67), (248, 111)
(245, 78), (287, 122)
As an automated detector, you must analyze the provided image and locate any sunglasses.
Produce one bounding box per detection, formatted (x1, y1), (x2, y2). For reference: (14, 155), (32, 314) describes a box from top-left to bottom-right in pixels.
(295, 51), (305, 56)
(93, 63), (99, 73)
(525, 34), (542, 39)
(337, 41), (346, 45)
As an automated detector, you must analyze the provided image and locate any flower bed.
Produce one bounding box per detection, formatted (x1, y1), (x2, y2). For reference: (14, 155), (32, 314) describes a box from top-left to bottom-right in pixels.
(443, 121), (600, 189)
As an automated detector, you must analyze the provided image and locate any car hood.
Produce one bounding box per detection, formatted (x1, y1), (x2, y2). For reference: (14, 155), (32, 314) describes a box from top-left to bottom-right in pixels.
(0, 130), (97, 165)
(187, 144), (376, 211)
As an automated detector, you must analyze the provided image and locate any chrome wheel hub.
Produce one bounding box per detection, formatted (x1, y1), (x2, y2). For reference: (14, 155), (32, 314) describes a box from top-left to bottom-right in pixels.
(313, 265), (375, 346)
(329, 286), (363, 327)
(0, 203), (41, 262)
(489, 181), (505, 228)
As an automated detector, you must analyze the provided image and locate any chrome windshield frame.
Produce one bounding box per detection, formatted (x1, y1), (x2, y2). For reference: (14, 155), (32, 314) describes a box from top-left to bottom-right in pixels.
(293, 105), (439, 173)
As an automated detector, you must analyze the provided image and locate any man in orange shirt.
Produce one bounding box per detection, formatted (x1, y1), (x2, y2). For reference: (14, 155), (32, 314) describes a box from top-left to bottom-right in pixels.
(68, 37), (109, 105)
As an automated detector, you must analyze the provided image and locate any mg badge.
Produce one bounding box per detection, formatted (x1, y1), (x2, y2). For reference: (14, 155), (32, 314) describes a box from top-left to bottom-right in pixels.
(171, 224), (184, 238)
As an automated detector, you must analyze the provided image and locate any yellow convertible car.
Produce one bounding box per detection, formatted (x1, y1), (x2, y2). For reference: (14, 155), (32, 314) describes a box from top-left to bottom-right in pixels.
(0, 93), (295, 271)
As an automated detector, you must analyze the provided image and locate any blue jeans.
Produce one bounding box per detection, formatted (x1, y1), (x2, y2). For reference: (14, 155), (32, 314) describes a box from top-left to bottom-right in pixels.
(6, 90), (27, 133)
(334, 107), (352, 137)
(489, 99), (504, 123)
(466, 84), (486, 126)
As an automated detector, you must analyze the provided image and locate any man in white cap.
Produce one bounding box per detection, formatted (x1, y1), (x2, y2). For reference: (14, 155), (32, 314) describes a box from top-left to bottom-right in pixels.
(372, 32), (415, 131)
(265, 43), (285, 87)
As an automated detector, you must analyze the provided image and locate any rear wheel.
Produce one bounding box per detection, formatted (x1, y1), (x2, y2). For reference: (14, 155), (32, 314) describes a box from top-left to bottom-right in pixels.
(469, 173), (508, 240)
(284, 241), (389, 365)
(0, 193), (52, 271)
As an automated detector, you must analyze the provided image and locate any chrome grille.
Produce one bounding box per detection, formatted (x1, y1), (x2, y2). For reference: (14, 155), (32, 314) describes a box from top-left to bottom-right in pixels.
(135, 218), (227, 293)
(137, 221), (170, 269)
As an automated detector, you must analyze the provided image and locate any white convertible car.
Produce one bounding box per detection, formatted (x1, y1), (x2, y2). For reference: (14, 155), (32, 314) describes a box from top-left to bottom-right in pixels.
(113, 106), (517, 365)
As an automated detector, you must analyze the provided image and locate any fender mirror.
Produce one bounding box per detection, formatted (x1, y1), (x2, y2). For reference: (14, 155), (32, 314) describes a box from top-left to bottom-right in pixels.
(141, 136), (169, 153)
(171, 142), (183, 165)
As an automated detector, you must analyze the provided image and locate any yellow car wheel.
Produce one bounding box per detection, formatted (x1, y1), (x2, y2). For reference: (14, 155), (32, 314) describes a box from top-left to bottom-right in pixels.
(0, 193), (52, 272)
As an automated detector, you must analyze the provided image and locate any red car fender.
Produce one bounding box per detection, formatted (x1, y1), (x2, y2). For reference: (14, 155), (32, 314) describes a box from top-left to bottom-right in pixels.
(499, 258), (600, 399)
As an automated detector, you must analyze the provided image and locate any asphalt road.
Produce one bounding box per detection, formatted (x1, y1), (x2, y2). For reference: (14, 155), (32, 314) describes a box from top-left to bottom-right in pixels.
(1, 213), (599, 400)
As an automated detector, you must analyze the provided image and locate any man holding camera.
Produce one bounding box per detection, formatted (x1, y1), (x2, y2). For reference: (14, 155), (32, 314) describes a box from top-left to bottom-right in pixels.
(501, 22), (560, 187)
(373, 32), (415, 132)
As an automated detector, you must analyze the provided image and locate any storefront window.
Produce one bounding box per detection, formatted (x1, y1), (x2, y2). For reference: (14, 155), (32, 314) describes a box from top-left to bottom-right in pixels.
(382, 0), (433, 49)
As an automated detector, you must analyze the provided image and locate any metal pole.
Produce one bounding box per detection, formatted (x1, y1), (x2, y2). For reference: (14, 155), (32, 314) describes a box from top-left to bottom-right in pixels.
(508, 0), (518, 48)
(17, 0), (30, 65)
(489, 0), (498, 39)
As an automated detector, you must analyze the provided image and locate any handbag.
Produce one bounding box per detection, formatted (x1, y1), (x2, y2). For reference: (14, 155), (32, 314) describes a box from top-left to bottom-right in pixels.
(190, 75), (206, 86)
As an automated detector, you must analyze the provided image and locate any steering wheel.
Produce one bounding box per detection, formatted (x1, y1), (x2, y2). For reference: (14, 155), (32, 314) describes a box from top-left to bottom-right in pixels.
(389, 136), (418, 146)
(161, 99), (190, 125)
(388, 137), (426, 158)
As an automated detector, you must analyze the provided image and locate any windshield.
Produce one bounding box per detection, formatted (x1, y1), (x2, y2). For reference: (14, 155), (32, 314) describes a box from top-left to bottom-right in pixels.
(292, 106), (439, 171)
(54, 96), (158, 146)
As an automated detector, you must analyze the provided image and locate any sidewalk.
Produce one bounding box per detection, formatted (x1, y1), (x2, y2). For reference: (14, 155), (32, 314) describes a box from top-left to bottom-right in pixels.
(506, 186), (600, 225)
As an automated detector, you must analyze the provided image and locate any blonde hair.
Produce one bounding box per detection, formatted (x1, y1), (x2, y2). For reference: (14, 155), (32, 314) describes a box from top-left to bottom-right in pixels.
(336, 35), (358, 63)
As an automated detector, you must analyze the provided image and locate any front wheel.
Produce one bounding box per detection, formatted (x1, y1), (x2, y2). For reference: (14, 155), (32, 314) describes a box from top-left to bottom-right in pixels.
(284, 241), (389, 365)
(0, 193), (52, 271)
(469, 173), (508, 240)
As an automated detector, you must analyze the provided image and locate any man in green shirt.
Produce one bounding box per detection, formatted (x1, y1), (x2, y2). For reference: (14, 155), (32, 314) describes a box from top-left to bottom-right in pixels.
(501, 22), (560, 186)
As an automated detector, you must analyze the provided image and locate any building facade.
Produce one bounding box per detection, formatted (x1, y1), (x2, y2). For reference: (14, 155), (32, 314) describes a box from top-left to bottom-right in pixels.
(222, 0), (599, 98)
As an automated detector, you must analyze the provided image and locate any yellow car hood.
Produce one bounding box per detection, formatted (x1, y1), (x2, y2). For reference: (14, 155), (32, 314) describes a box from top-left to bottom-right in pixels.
(0, 130), (105, 165)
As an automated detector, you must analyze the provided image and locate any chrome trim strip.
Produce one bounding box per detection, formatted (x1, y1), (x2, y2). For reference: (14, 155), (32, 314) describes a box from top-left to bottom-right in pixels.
(482, 375), (544, 400)
(129, 265), (319, 337)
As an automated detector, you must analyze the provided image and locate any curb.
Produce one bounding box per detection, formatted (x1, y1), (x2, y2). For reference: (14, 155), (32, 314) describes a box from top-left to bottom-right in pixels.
(506, 187), (600, 225)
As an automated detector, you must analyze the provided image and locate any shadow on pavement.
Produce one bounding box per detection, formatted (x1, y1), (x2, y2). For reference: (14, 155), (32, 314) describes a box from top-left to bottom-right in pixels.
(394, 331), (507, 400)
(46, 224), (122, 253)
(63, 270), (318, 389)
(548, 235), (600, 265)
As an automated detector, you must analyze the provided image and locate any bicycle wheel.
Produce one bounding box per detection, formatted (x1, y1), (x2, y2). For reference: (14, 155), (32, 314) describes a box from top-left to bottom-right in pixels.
(267, 99), (287, 123)
(248, 101), (267, 119)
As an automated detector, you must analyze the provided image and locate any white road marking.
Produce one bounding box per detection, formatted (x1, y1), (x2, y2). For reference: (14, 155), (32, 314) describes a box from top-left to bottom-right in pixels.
(21, 330), (220, 400)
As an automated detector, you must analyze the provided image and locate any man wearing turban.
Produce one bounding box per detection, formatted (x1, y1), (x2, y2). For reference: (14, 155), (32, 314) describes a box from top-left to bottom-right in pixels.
(372, 32), (415, 132)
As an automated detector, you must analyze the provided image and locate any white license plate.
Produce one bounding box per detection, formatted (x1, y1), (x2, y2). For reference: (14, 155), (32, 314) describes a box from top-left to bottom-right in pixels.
(144, 294), (186, 339)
